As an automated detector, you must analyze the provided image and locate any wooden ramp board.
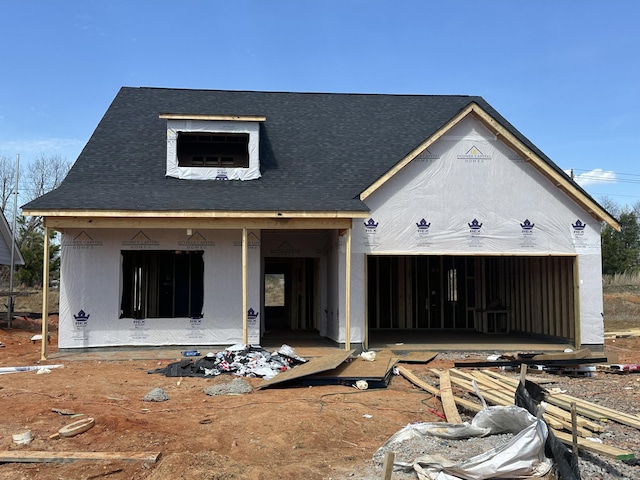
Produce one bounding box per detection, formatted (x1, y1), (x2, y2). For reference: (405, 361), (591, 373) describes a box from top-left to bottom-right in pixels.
(0, 451), (162, 464)
(395, 351), (438, 364)
(299, 351), (398, 388)
(258, 350), (355, 389)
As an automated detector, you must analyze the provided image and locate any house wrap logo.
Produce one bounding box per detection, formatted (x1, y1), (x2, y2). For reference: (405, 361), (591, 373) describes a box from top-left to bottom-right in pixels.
(416, 148), (440, 161)
(468, 218), (483, 235)
(270, 241), (301, 256)
(215, 169), (228, 181)
(572, 219), (586, 237)
(179, 231), (215, 249)
(416, 219), (431, 236)
(74, 309), (89, 328)
(233, 232), (261, 249)
(364, 218), (379, 234)
(458, 145), (491, 162)
(520, 219), (535, 236)
(122, 231), (159, 249)
(64, 231), (103, 249)
(247, 308), (259, 326)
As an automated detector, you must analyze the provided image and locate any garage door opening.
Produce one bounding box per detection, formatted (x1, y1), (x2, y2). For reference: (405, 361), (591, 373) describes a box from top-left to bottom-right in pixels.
(367, 255), (576, 340)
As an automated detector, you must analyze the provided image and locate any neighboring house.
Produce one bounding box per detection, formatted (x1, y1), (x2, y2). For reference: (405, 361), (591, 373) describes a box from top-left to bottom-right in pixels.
(0, 209), (24, 267)
(22, 87), (618, 352)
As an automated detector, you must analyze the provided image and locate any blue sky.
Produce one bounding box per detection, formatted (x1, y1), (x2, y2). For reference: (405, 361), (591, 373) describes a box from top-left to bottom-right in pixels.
(1, 0), (639, 209)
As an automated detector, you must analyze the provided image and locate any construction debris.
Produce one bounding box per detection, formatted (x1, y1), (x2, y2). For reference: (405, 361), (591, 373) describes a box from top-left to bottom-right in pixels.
(149, 344), (306, 380)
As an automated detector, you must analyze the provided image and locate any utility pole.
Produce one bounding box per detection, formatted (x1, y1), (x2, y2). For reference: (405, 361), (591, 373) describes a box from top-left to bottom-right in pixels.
(7, 154), (19, 329)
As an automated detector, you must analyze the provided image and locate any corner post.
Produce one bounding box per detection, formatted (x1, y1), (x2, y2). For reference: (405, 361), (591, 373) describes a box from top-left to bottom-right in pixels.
(242, 227), (248, 344)
(345, 226), (351, 350)
(41, 225), (50, 360)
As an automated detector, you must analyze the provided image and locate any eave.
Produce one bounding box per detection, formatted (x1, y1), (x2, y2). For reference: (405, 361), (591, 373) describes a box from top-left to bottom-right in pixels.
(21, 209), (369, 231)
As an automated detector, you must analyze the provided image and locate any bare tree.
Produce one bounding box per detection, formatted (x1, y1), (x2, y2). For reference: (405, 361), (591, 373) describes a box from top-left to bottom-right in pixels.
(24, 154), (71, 202)
(20, 154), (72, 242)
(0, 155), (17, 213)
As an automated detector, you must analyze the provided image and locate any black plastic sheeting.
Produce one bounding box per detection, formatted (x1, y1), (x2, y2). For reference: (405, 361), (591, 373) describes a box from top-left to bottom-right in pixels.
(515, 380), (581, 480)
(148, 344), (307, 378)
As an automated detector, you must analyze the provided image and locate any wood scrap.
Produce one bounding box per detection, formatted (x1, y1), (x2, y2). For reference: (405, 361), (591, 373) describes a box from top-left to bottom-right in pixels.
(479, 369), (603, 433)
(552, 429), (635, 461)
(0, 451), (162, 464)
(396, 366), (482, 414)
(438, 370), (462, 424)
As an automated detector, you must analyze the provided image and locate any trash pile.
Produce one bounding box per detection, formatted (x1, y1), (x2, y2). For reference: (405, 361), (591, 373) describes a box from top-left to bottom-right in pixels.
(149, 344), (307, 380)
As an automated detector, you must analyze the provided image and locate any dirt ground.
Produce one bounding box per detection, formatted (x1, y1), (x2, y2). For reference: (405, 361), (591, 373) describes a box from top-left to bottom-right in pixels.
(1, 290), (640, 479)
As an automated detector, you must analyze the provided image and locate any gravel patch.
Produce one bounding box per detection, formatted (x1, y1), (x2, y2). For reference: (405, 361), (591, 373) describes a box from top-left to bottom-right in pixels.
(142, 387), (170, 402)
(204, 378), (252, 396)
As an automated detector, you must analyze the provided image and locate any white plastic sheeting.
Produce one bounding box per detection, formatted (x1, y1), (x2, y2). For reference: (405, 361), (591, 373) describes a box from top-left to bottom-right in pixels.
(58, 229), (261, 349)
(165, 119), (261, 181)
(349, 115), (605, 346)
(377, 403), (552, 479)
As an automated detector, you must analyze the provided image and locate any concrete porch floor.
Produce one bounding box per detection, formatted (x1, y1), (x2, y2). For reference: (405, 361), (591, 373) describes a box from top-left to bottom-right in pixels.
(49, 330), (576, 362)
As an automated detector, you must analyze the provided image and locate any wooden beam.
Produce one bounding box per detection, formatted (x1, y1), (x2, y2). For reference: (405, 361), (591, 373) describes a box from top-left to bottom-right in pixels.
(439, 370), (463, 424)
(396, 366), (482, 414)
(0, 451), (162, 464)
(552, 429), (634, 461)
(41, 226), (50, 361)
(345, 226), (351, 351)
(42, 216), (357, 231)
(469, 106), (619, 231)
(159, 113), (266, 122)
(360, 103), (477, 201)
(28, 209), (368, 220)
(242, 228), (248, 345)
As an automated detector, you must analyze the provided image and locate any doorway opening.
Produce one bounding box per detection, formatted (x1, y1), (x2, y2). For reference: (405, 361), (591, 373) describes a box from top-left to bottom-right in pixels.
(263, 257), (318, 332)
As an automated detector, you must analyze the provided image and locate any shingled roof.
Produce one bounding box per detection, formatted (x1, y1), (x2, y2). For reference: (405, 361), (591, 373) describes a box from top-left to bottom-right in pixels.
(22, 87), (583, 215)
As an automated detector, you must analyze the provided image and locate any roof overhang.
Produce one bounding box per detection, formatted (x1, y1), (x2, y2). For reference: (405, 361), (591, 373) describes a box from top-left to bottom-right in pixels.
(359, 102), (620, 232)
(21, 209), (368, 231)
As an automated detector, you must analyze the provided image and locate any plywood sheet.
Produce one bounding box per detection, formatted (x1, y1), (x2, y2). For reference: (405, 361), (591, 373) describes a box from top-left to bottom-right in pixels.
(258, 350), (354, 389)
(395, 351), (438, 364)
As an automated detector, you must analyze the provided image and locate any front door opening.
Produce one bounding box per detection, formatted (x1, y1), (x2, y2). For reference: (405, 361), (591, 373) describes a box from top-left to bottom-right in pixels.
(263, 258), (317, 332)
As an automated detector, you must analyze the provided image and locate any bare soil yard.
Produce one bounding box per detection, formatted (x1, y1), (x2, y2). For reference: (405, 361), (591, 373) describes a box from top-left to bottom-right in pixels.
(0, 286), (638, 479)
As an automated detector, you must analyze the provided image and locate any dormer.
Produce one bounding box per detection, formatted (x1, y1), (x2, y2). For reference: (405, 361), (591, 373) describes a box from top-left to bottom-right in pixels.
(161, 113), (265, 181)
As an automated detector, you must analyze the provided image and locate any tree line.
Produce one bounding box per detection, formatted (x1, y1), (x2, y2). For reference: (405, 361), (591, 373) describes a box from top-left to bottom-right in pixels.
(0, 154), (70, 288)
(0, 154), (638, 288)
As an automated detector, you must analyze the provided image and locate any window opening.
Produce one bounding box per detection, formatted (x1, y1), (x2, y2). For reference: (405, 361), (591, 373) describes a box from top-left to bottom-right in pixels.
(177, 132), (249, 168)
(265, 273), (285, 307)
(121, 250), (204, 319)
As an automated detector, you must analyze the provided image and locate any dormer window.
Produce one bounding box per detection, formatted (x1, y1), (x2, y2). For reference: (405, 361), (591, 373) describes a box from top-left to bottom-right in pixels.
(177, 132), (249, 168)
(162, 114), (264, 181)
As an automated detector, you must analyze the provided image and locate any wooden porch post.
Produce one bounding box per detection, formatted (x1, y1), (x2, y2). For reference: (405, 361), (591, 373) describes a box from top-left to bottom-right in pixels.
(41, 226), (50, 360)
(242, 227), (248, 344)
(345, 226), (351, 350)
(573, 256), (581, 349)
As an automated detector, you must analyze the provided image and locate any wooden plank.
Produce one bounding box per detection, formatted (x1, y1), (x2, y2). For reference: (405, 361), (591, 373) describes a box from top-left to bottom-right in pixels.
(396, 366), (482, 414)
(439, 370), (462, 424)
(546, 392), (640, 430)
(441, 370), (565, 431)
(0, 451), (161, 464)
(258, 350), (354, 389)
(381, 451), (395, 480)
(552, 429), (635, 461)
(395, 351), (438, 364)
(480, 370), (603, 433)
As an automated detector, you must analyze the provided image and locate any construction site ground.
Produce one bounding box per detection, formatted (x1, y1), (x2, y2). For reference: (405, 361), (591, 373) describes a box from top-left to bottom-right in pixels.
(0, 284), (639, 480)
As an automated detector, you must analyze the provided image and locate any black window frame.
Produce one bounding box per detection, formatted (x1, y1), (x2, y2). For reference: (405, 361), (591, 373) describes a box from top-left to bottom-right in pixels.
(177, 131), (250, 168)
(120, 250), (204, 319)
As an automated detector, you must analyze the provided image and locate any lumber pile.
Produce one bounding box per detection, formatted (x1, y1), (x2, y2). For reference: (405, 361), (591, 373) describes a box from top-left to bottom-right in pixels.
(398, 365), (636, 461)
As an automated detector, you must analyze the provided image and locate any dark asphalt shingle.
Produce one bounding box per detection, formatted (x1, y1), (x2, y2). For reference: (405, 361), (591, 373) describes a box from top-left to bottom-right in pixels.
(23, 87), (578, 213)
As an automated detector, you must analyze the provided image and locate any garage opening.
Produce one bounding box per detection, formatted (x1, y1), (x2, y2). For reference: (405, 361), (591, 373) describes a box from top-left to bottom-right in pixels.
(367, 255), (576, 339)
